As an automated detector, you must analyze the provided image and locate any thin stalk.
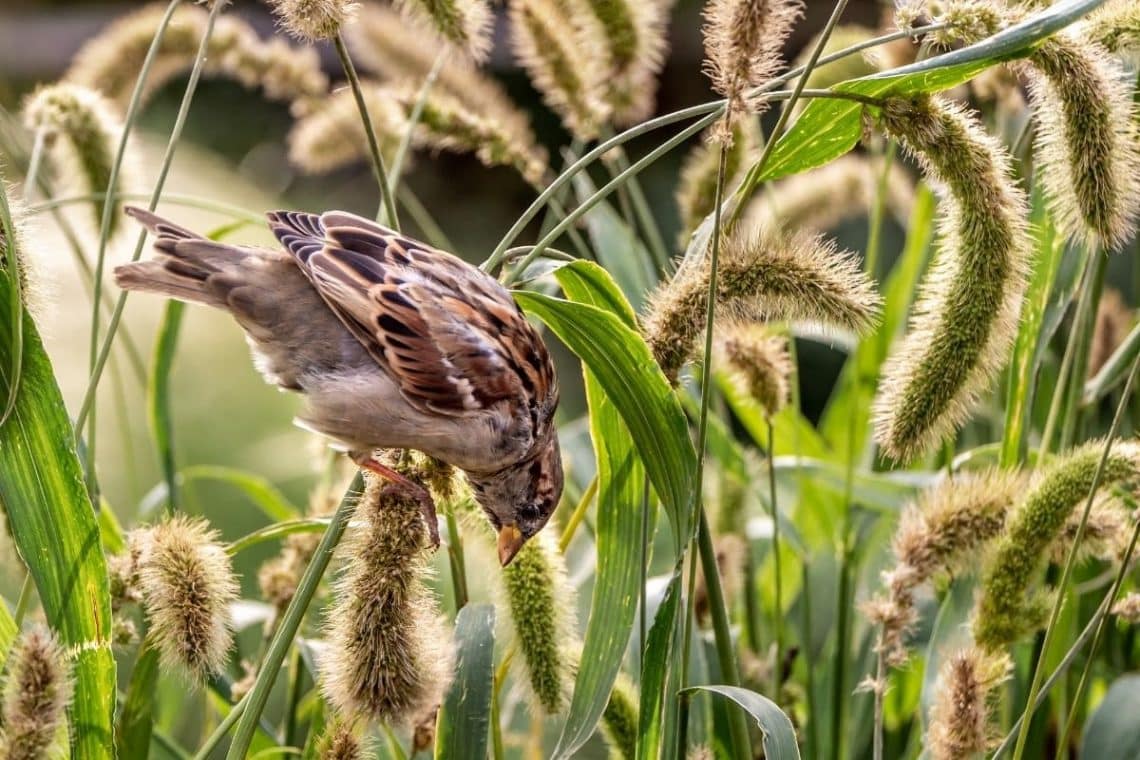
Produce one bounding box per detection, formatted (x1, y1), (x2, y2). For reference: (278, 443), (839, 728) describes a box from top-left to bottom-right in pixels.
(226, 518), (330, 555)
(559, 475), (598, 553)
(192, 693), (248, 760)
(1010, 351), (1140, 760)
(639, 476), (651, 661)
(397, 185), (456, 250)
(389, 49), (447, 186)
(333, 34), (399, 229)
(226, 473), (364, 759)
(0, 169), (25, 429)
(601, 132), (670, 270)
(767, 417), (784, 689)
(281, 647), (304, 747)
(29, 191), (265, 225)
(1054, 490), (1140, 756)
(444, 498), (469, 610)
(832, 548), (853, 760)
(1059, 251), (1106, 450)
(803, 562), (818, 759)
(21, 128), (46, 205)
(75, 0), (224, 436)
(872, 633), (886, 760)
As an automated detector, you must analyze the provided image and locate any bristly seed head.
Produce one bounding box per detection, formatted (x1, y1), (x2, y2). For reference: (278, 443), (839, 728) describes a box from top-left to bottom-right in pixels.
(872, 95), (1030, 463)
(927, 646), (1010, 760)
(600, 673), (639, 760)
(394, 0), (492, 61)
(287, 84), (404, 175)
(675, 117), (762, 244)
(0, 626), (73, 760)
(132, 515), (239, 679)
(267, 0), (358, 42)
(321, 476), (455, 725)
(579, 0), (670, 125)
(645, 226), (881, 382)
(716, 322), (791, 419)
(315, 716), (370, 759)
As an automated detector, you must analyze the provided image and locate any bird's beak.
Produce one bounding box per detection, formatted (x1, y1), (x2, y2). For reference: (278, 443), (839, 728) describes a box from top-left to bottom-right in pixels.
(497, 524), (526, 567)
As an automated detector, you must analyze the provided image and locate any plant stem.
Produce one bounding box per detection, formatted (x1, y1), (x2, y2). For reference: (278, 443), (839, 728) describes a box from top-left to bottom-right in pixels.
(192, 693), (248, 760)
(13, 572), (33, 626)
(767, 417), (784, 689)
(75, 0), (223, 436)
(30, 191), (265, 225)
(639, 476), (651, 661)
(226, 473), (364, 759)
(389, 49), (446, 186)
(1010, 350), (1140, 760)
(559, 475), (599, 553)
(333, 34), (399, 230)
(444, 497), (469, 610)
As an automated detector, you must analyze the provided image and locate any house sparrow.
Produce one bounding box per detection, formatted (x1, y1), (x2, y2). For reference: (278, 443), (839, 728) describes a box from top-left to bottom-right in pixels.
(115, 206), (562, 565)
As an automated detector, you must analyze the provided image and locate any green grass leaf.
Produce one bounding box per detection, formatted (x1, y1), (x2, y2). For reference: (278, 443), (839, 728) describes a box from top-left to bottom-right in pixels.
(435, 603), (495, 760)
(181, 465), (302, 522)
(572, 176), (657, 311)
(117, 645), (161, 760)
(684, 685), (801, 760)
(637, 570), (681, 760)
(1080, 674), (1140, 759)
(0, 200), (115, 759)
(516, 269), (694, 545)
(148, 300), (184, 512)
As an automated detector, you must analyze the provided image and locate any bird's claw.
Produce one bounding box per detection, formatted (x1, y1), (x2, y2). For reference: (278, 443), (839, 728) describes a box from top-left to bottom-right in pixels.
(352, 451), (441, 551)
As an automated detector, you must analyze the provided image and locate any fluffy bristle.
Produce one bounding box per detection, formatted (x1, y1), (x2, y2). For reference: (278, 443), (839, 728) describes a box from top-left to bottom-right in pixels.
(927, 647), (1010, 760)
(645, 226), (881, 381)
(600, 674), (639, 760)
(1085, 0), (1140, 62)
(267, 0), (358, 42)
(581, 0), (670, 124)
(1112, 592), (1140, 624)
(872, 95), (1030, 463)
(395, 0), (492, 61)
(716, 322), (791, 418)
(287, 84), (403, 174)
(973, 441), (1140, 650)
(0, 626), (73, 760)
(315, 716), (370, 759)
(321, 477), (454, 725)
(133, 515), (239, 678)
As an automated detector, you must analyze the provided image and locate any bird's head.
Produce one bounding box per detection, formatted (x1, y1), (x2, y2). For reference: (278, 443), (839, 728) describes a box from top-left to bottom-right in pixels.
(468, 436), (563, 567)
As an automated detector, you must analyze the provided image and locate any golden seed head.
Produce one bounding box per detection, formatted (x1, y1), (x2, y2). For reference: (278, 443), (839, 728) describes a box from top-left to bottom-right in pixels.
(0, 626), (73, 760)
(499, 526), (577, 713)
(675, 117), (762, 243)
(268, 0), (358, 42)
(1052, 493), (1130, 565)
(132, 515), (239, 678)
(394, 0), (493, 61)
(703, 0), (804, 119)
(509, 0), (611, 140)
(316, 716), (371, 759)
(645, 226), (881, 382)
(579, 0), (671, 124)
(927, 647), (1010, 760)
(22, 82), (135, 238)
(321, 477), (455, 725)
(287, 84), (404, 175)
(716, 322), (791, 418)
(872, 95), (1030, 463)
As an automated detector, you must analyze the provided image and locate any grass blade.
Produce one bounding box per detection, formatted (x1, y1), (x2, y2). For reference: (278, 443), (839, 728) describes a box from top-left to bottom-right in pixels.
(683, 685), (801, 760)
(435, 603), (495, 760)
(637, 570), (682, 760)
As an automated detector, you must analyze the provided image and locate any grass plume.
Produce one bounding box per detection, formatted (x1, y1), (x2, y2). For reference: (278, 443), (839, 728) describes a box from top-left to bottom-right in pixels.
(0, 626), (73, 760)
(395, 0), (492, 61)
(927, 647), (1010, 760)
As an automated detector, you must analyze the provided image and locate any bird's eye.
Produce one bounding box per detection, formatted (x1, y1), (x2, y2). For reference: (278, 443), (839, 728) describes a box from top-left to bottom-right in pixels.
(520, 503), (542, 522)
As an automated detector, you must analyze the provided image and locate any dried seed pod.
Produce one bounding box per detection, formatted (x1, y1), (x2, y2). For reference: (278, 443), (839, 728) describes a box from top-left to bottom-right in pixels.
(321, 477), (454, 725)
(395, 0), (492, 61)
(22, 82), (134, 238)
(675, 117), (761, 243)
(645, 226), (880, 382)
(132, 515), (239, 678)
(0, 626), (73, 760)
(268, 0), (358, 42)
(499, 527), (577, 713)
(973, 441), (1140, 650)
(509, 0), (611, 140)
(864, 469), (1022, 666)
(927, 646), (1010, 760)
(872, 95), (1030, 462)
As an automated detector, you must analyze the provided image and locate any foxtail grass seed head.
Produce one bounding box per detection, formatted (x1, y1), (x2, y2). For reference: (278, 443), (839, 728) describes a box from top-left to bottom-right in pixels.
(393, 85), (548, 185)
(133, 515), (239, 678)
(716, 322), (791, 418)
(499, 527), (577, 713)
(0, 626), (73, 760)
(1052, 493), (1131, 565)
(22, 83), (133, 238)
(601, 674), (638, 760)
(865, 469), (1022, 666)
(675, 117), (761, 243)
(395, 0), (492, 61)
(872, 95), (1030, 463)
(509, 0), (611, 141)
(1085, 0), (1140, 61)
(288, 85), (404, 174)
(927, 646), (1010, 760)
(322, 477), (454, 725)
(0, 190), (42, 319)
(703, 0), (803, 126)
(581, 0), (669, 124)
(268, 0), (357, 42)
(1027, 34), (1140, 251)
(744, 154), (914, 235)
(1112, 592), (1140, 624)
(645, 227), (881, 382)
(316, 716), (370, 760)
(1089, 289), (1134, 378)
(973, 441), (1140, 651)
(65, 5), (328, 114)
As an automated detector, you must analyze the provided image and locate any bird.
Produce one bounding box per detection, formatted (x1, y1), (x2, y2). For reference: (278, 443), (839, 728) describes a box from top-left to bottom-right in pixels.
(115, 206), (562, 566)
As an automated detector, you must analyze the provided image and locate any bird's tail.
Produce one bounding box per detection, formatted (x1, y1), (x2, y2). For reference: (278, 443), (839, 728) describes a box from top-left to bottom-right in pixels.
(114, 206), (251, 308)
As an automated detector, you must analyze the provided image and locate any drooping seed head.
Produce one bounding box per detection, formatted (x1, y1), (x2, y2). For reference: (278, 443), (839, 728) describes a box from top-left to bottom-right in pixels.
(287, 84), (404, 174)
(645, 226), (881, 382)
(927, 646), (1010, 760)
(267, 0), (358, 42)
(321, 477), (455, 725)
(0, 626), (73, 760)
(716, 322), (791, 419)
(316, 716), (370, 760)
(132, 515), (239, 678)
(394, 0), (492, 61)
(580, 0), (670, 124)
(872, 95), (1030, 462)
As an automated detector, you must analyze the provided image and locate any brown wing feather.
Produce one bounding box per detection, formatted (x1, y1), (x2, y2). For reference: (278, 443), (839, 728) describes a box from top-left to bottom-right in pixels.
(265, 210), (558, 422)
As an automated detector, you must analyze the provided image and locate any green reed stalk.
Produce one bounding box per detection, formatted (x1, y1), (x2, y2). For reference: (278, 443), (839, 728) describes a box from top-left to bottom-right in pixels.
(75, 0), (223, 436)
(767, 417), (784, 687)
(226, 473), (364, 759)
(389, 49), (447, 186)
(333, 34), (399, 229)
(1010, 353), (1140, 760)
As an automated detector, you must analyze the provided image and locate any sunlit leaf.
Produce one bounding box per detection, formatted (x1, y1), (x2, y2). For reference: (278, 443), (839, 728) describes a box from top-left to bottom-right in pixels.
(436, 603), (495, 760)
(684, 685), (801, 759)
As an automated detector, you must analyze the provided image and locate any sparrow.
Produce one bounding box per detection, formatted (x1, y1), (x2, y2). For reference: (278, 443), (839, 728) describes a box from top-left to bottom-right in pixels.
(115, 206), (562, 566)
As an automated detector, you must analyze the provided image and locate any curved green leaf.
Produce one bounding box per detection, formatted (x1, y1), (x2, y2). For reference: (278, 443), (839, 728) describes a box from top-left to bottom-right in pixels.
(0, 205), (115, 759)
(1080, 674), (1140, 759)
(637, 570), (682, 760)
(436, 603), (495, 760)
(181, 465), (301, 522)
(684, 685), (801, 760)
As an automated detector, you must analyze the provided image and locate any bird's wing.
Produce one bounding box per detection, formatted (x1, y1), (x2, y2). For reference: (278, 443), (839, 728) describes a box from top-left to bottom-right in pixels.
(266, 210), (557, 420)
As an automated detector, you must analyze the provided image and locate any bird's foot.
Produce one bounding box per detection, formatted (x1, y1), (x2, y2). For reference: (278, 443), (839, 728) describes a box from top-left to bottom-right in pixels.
(351, 452), (441, 550)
